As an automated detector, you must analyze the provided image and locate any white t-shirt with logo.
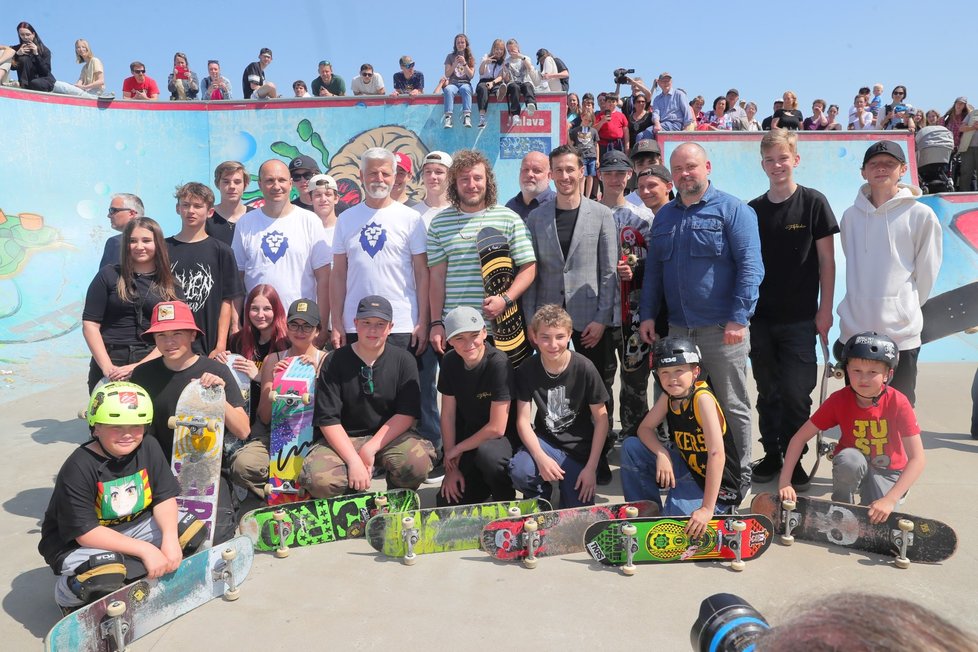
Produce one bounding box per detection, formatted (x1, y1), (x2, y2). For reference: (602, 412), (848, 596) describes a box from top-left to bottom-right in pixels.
(332, 201), (427, 333)
(231, 205), (330, 308)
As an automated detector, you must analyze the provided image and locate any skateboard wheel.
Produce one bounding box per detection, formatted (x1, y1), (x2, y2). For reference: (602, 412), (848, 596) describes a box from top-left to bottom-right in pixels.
(781, 499), (796, 511)
(622, 564), (636, 576)
(624, 506), (639, 519)
(731, 520), (747, 533)
(404, 553), (417, 566)
(301, 392), (311, 405)
(402, 516), (415, 528)
(374, 496), (388, 509)
(269, 390), (279, 401)
(523, 519), (538, 532)
(221, 547), (237, 562)
(622, 524), (637, 537)
(225, 586), (241, 601)
(264, 483), (274, 497)
(731, 559), (746, 572)
(272, 509), (286, 522)
(507, 506), (521, 518)
(523, 557), (538, 569)
(895, 556), (911, 570)
(106, 600), (126, 617)
(77, 409), (87, 420)
(781, 534), (795, 546)
(898, 519), (914, 533)
(274, 547), (290, 559)
(206, 418), (218, 431)
(167, 416), (177, 430)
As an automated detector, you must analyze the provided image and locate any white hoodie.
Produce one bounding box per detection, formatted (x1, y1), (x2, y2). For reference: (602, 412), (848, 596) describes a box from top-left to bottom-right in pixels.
(837, 183), (942, 349)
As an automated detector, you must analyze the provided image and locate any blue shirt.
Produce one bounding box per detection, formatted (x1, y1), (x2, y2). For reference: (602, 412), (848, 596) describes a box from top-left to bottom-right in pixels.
(652, 89), (693, 131)
(639, 183), (763, 328)
(505, 188), (556, 220)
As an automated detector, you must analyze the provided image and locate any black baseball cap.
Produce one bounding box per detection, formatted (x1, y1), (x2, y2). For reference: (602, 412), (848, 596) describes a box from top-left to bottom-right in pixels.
(600, 150), (633, 172)
(289, 155), (321, 174)
(637, 165), (673, 183)
(287, 298), (320, 326)
(356, 295), (393, 321)
(862, 140), (906, 167)
(630, 139), (661, 160)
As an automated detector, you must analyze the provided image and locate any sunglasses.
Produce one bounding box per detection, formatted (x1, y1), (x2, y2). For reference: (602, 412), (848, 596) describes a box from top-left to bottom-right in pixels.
(362, 74), (373, 79)
(291, 172), (314, 181)
(108, 206), (132, 215)
(287, 321), (315, 333)
(134, 69), (146, 74)
(319, 60), (331, 67)
(402, 62), (415, 69)
(360, 365), (375, 396)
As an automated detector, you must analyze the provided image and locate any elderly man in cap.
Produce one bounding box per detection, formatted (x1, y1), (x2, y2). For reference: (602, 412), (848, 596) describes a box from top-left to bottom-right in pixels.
(651, 72), (694, 132)
(724, 88), (747, 125)
(301, 295), (435, 497)
(392, 55), (424, 96)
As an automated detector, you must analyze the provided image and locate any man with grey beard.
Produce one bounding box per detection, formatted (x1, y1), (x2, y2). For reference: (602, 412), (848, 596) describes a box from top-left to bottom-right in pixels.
(329, 147), (429, 357)
(504, 151), (556, 220)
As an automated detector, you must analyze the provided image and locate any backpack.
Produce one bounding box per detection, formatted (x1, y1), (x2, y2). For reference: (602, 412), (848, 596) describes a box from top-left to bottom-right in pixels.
(554, 57), (569, 92)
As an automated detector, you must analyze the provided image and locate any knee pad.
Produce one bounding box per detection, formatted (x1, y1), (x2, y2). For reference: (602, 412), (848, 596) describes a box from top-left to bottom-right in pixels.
(177, 513), (207, 554)
(69, 552), (127, 603)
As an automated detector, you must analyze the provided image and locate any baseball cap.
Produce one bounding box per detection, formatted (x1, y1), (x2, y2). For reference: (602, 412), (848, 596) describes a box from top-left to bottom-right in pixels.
(637, 165), (673, 184)
(423, 150), (453, 169)
(394, 152), (412, 175)
(287, 298), (321, 327)
(630, 139), (661, 159)
(862, 140), (906, 167)
(444, 306), (485, 340)
(658, 72), (672, 80)
(600, 150), (633, 172)
(289, 155), (321, 174)
(726, 88), (740, 96)
(309, 173), (338, 192)
(141, 301), (202, 342)
(955, 96), (968, 104)
(356, 295), (393, 322)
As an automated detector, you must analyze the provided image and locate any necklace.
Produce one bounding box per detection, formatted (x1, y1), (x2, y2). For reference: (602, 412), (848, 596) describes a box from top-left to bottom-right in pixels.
(542, 352), (571, 379)
(455, 209), (486, 240)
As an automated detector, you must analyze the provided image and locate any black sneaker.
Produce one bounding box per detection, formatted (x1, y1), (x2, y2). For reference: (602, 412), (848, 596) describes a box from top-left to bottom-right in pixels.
(750, 452), (783, 483)
(423, 461), (445, 485)
(596, 454), (612, 486)
(791, 462), (811, 492)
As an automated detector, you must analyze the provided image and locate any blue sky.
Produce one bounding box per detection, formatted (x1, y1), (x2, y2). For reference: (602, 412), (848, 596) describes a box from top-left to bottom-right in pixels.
(20, 1), (966, 117)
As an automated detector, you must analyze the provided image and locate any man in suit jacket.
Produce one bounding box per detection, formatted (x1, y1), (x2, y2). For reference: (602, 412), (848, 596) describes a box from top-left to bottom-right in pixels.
(524, 144), (618, 483)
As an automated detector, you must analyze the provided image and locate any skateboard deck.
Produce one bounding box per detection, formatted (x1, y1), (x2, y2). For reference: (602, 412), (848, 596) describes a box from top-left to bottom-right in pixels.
(920, 282), (978, 343)
(44, 535), (253, 652)
(750, 492), (957, 564)
(482, 500), (660, 562)
(366, 498), (551, 559)
(808, 339), (843, 478)
(619, 225), (650, 372)
(223, 353), (251, 460)
(584, 514), (773, 569)
(267, 356), (316, 505)
(168, 380), (225, 546)
(239, 489), (420, 553)
(477, 226), (531, 367)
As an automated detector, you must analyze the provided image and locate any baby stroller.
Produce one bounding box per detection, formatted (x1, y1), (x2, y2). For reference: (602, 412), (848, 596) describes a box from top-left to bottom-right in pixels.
(915, 126), (955, 194)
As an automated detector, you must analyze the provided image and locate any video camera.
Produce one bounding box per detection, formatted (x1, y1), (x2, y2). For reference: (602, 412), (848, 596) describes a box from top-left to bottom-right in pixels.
(690, 594), (769, 651)
(613, 68), (635, 85)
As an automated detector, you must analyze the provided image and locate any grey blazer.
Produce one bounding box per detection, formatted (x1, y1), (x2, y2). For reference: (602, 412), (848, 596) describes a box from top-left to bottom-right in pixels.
(523, 197), (618, 329)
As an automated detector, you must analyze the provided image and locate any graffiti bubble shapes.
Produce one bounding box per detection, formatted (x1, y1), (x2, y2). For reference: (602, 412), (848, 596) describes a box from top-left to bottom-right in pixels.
(218, 131), (258, 163)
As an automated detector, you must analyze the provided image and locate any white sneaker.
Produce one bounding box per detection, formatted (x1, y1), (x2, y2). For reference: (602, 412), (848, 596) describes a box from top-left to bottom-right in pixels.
(463, 113), (472, 128)
(443, 113), (453, 129)
(478, 113), (487, 128)
(526, 102), (536, 116)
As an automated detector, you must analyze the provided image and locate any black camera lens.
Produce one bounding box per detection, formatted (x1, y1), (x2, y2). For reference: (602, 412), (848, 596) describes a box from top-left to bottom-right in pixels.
(690, 593), (769, 652)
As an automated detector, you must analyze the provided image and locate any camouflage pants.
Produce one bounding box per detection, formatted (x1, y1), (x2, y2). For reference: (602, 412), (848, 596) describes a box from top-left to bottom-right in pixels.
(298, 432), (435, 499)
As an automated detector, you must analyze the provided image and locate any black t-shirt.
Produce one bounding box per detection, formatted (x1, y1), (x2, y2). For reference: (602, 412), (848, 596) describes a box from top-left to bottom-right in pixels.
(38, 436), (180, 569)
(131, 356), (245, 461)
(83, 265), (182, 346)
(628, 112), (654, 147)
(438, 345), (517, 446)
(206, 206), (254, 248)
(773, 109), (804, 130)
(314, 345), (421, 438)
(99, 235), (122, 269)
(516, 352), (609, 462)
(748, 185), (839, 323)
(165, 237), (244, 354)
(555, 205), (580, 260)
(242, 61), (264, 99)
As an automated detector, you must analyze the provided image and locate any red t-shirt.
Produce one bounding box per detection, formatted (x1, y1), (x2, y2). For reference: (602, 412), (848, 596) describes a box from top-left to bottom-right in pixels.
(123, 75), (160, 98)
(596, 110), (628, 142)
(810, 387), (919, 471)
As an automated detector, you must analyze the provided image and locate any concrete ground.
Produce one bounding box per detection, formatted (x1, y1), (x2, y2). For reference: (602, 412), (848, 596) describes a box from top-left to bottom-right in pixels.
(2, 362), (976, 650)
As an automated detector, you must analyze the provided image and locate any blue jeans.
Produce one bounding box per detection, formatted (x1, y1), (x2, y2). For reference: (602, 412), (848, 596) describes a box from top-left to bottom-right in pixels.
(443, 83), (472, 115)
(748, 318), (816, 457)
(418, 345), (442, 454)
(508, 438), (591, 507)
(619, 437), (732, 516)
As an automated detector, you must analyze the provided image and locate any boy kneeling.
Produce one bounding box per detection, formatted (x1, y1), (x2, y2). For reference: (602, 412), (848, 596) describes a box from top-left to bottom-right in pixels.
(39, 382), (204, 613)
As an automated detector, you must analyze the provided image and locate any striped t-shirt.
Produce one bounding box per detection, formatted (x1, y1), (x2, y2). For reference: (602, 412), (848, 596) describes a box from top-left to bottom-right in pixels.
(427, 205), (536, 325)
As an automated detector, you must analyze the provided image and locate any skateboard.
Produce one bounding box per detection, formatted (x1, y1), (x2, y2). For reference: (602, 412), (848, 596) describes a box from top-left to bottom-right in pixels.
(366, 498), (551, 564)
(477, 226), (531, 367)
(222, 353), (251, 461)
(168, 379), (225, 546)
(920, 282), (978, 344)
(583, 514), (774, 574)
(481, 500), (660, 567)
(808, 339), (843, 478)
(44, 535), (253, 652)
(266, 356), (316, 505)
(619, 225), (650, 372)
(238, 489), (420, 557)
(750, 492), (958, 566)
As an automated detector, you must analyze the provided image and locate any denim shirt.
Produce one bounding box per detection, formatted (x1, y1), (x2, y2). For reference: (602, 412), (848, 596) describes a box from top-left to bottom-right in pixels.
(652, 89), (693, 131)
(640, 183), (763, 328)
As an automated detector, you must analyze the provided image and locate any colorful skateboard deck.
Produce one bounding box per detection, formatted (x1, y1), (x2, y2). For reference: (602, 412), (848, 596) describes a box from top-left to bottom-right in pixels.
(223, 353), (251, 460)
(239, 489), (420, 552)
(366, 498), (551, 559)
(482, 500), (660, 562)
(619, 225), (650, 372)
(477, 226), (531, 367)
(168, 379), (225, 546)
(583, 515), (773, 568)
(44, 535), (253, 652)
(920, 282), (978, 343)
(750, 492), (957, 564)
(267, 357), (316, 505)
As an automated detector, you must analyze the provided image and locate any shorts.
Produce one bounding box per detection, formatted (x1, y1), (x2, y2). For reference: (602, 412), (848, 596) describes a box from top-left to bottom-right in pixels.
(583, 157), (597, 176)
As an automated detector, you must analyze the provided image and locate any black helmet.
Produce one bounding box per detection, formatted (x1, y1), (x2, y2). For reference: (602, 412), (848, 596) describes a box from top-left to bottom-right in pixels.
(841, 332), (899, 370)
(652, 337), (701, 370)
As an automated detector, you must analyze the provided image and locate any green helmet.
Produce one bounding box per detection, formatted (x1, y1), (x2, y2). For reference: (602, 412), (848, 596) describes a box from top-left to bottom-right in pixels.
(87, 382), (154, 427)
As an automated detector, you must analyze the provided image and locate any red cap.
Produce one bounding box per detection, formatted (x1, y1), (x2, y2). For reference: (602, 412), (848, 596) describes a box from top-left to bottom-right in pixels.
(394, 152), (412, 175)
(141, 301), (202, 342)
